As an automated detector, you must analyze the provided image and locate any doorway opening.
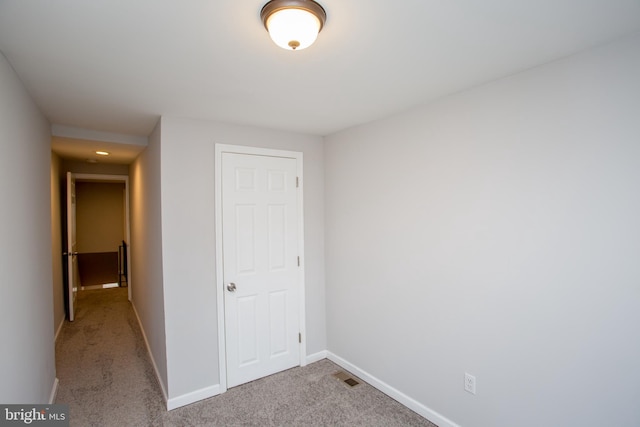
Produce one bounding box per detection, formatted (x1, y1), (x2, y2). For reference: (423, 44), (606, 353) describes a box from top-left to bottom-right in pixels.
(63, 173), (132, 321)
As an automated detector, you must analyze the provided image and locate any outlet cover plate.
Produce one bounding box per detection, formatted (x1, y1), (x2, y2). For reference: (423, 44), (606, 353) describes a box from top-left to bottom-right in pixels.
(464, 373), (476, 395)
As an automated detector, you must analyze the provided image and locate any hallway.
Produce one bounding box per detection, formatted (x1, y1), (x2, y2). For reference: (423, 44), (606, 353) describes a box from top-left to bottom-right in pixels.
(55, 288), (164, 425)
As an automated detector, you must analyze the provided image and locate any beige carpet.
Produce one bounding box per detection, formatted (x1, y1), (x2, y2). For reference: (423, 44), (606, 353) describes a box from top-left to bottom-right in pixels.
(55, 288), (437, 426)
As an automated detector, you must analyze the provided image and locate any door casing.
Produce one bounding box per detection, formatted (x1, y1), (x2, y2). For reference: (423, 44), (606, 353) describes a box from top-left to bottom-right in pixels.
(215, 144), (306, 393)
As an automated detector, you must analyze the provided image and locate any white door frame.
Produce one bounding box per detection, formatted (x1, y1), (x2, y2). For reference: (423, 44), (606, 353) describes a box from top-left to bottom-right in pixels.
(73, 173), (132, 301)
(215, 144), (306, 393)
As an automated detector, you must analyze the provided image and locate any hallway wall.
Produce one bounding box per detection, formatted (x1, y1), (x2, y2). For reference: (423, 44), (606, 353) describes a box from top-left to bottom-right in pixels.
(62, 159), (129, 175)
(50, 152), (65, 338)
(0, 51), (56, 403)
(75, 181), (125, 253)
(129, 121), (169, 398)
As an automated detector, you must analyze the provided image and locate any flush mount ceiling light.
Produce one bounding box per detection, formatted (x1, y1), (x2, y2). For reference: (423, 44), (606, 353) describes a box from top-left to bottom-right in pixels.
(95, 151), (110, 156)
(261, 0), (326, 51)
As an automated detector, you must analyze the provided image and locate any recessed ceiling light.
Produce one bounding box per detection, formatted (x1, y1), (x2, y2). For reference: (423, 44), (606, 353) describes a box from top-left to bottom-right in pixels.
(96, 151), (110, 156)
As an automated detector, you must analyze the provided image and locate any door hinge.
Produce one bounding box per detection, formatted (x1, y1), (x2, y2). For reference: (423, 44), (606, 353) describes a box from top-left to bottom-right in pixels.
(299, 333), (302, 343)
(296, 176), (299, 188)
(297, 256), (300, 267)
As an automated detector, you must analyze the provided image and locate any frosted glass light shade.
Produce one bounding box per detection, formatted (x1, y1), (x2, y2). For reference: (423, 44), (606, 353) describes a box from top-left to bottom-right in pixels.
(266, 8), (320, 50)
(261, 0), (326, 51)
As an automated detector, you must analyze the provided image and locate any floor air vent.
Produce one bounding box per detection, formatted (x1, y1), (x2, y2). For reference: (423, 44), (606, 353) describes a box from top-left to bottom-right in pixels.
(333, 371), (360, 387)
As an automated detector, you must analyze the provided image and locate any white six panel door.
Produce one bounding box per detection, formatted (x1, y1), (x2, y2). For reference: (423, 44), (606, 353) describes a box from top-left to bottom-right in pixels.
(222, 152), (300, 388)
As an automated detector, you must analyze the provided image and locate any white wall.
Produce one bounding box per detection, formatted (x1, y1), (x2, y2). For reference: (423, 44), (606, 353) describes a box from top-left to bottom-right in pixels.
(159, 117), (325, 401)
(129, 121), (169, 396)
(0, 51), (56, 403)
(324, 34), (640, 427)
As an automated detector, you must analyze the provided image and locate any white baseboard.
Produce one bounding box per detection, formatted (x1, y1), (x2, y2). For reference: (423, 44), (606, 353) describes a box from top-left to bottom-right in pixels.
(54, 317), (65, 342)
(166, 349), (320, 410)
(167, 384), (221, 411)
(49, 378), (59, 404)
(306, 350), (327, 364)
(131, 302), (169, 404)
(326, 352), (459, 427)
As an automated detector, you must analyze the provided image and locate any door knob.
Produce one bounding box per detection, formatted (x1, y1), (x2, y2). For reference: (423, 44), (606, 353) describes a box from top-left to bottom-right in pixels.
(226, 282), (237, 292)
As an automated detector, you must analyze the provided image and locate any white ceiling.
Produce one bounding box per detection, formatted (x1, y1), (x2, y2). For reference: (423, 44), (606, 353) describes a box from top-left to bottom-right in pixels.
(1, 0), (639, 145)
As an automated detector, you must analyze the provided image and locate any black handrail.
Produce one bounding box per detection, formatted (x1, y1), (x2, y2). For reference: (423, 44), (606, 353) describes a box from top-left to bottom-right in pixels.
(118, 240), (128, 287)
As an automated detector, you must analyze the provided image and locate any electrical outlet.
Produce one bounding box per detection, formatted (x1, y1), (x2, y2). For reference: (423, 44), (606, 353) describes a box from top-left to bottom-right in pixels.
(464, 373), (476, 395)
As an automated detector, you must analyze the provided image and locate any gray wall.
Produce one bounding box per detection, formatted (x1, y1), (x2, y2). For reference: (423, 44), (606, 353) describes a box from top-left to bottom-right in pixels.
(324, 34), (640, 427)
(0, 51), (56, 403)
(129, 121), (169, 398)
(159, 116), (326, 401)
